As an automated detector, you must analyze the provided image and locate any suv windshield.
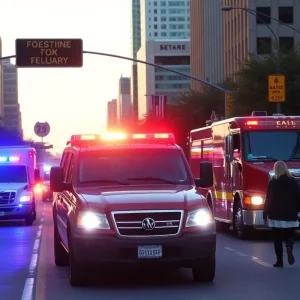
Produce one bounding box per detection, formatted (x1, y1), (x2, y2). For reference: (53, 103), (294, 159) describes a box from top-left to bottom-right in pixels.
(79, 148), (192, 185)
(243, 131), (300, 161)
(0, 165), (27, 183)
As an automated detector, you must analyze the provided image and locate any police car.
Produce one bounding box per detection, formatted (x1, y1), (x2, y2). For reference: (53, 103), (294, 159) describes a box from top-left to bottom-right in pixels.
(50, 133), (216, 286)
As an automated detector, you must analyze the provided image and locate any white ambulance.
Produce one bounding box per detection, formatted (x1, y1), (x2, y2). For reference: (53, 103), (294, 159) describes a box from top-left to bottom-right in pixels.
(0, 146), (40, 225)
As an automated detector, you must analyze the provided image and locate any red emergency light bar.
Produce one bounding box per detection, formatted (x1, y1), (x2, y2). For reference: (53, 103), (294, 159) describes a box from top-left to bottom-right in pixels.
(67, 133), (176, 147)
(245, 120), (259, 126)
(245, 119), (299, 127)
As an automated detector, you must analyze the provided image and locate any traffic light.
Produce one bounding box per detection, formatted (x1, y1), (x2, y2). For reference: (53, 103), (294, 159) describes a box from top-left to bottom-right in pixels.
(225, 93), (233, 118)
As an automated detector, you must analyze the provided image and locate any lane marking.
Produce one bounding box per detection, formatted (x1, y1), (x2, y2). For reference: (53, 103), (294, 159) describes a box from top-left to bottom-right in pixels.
(33, 239), (40, 252)
(21, 278), (35, 300)
(224, 246), (272, 267)
(29, 254), (38, 276)
(224, 247), (235, 251)
(252, 256), (272, 267)
(235, 251), (248, 257)
(21, 203), (47, 299)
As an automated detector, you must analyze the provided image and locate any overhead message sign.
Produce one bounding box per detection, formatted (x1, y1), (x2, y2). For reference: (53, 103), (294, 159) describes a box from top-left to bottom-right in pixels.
(268, 75), (286, 103)
(15, 39), (83, 68)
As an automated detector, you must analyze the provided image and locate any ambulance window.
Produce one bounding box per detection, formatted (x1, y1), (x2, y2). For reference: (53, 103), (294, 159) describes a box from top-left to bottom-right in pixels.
(233, 134), (240, 153)
(66, 154), (74, 183)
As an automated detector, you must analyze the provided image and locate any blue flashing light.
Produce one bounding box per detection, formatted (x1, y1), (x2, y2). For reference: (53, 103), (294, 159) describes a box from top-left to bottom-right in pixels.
(44, 165), (51, 172)
(0, 156), (21, 162)
(18, 204), (23, 208)
(9, 156), (20, 162)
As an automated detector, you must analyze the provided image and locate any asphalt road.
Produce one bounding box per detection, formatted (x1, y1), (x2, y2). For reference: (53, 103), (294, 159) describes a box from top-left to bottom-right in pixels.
(1, 201), (300, 300)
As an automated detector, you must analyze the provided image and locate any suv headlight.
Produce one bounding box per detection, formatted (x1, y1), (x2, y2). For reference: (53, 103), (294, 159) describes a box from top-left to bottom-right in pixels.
(77, 211), (110, 230)
(185, 208), (213, 227)
(20, 194), (32, 202)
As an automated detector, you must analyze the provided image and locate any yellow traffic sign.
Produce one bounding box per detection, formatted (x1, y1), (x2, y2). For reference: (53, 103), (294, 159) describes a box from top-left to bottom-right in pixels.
(268, 75), (285, 102)
(225, 92), (233, 118)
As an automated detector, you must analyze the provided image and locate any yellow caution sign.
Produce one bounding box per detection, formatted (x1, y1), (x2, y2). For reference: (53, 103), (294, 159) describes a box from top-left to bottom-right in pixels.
(268, 75), (285, 102)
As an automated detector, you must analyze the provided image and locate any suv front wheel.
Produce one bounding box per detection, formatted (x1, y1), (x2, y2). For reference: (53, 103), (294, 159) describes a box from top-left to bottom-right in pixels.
(192, 256), (215, 282)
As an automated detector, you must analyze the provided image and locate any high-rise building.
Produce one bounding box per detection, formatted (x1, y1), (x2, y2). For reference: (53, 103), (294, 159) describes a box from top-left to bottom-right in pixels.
(190, 0), (300, 87)
(137, 39), (190, 119)
(0, 38), (4, 127)
(190, 0), (224, 91)
(130, 0), (141, 121)
(3, 59), (23, 137)
(134, 0), (191, 119)
(117, 76), (131, 126)
(107, 99), (117, 130)
(140, 0), (190, 43)
(222, 0), (300, 78)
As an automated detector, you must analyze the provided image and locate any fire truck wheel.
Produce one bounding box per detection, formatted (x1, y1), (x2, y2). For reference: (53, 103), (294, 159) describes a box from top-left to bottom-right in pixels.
(233, 201), (251, 239)
(192, 256), (215, 282)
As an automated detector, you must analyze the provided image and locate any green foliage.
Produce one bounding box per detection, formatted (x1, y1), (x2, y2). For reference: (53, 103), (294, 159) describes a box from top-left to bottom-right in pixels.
(138, 46), (300, 152)
(233, 46), (300, 115)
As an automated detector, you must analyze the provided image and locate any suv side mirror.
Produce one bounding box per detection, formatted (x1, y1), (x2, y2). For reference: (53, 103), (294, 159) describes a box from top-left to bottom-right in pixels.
(225, 135), (233, 163)
(34, 169), (41, 182)
(195, 161), (213, 188)
(50, 166), (67, 192)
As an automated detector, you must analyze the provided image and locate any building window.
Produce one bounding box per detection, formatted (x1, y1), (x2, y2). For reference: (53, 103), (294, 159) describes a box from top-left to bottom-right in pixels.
(154, 32), (158, 37)
(161, 9), (166, 14)
(154, 17), (157, 21)
(256, 7), (271, 24)
(154, 24), (157, 29)
(154, 9), (157, 14)
(280, 37), (294, 53)
(257, 37), (272, 54)
(279, 7), (293, 24)
(154, 1), (157, 6)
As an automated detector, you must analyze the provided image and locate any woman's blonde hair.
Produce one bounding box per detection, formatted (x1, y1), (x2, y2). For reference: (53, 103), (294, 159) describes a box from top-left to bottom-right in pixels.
(274, 160), (291, 179)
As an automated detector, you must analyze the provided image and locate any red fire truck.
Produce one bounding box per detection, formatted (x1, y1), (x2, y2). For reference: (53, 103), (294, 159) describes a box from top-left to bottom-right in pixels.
(189, 111), (300, 239)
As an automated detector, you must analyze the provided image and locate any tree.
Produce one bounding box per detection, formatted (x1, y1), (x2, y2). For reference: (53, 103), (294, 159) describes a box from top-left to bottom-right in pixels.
(137, 88), (230, 155)
(232, 45), (300, 116)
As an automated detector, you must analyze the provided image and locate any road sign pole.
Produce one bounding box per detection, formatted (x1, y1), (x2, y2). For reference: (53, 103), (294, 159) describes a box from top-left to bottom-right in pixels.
(275, 52), (282, 114)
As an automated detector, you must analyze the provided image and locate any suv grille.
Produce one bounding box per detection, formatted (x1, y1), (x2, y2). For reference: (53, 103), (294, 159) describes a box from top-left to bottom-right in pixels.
(112, 210), (183, 237)
(0, 192), (16, 205)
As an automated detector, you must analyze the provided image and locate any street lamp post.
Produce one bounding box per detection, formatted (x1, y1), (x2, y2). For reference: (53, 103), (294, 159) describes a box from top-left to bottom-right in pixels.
(222, 6), (289, 114)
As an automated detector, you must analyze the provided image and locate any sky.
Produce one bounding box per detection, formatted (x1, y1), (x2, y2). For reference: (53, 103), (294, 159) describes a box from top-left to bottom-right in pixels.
(0, 0), (131, 155)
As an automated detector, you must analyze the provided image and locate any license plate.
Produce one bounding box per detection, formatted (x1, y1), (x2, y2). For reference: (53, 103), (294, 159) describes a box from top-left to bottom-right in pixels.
(0, 211), (4, 216)
(138, 245), (162, 259)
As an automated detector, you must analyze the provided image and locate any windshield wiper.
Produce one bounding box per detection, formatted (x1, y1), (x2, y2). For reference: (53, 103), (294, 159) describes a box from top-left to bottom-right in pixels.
(127, 176), (176, 185)
(80, 179), (128, 185)
(251, 156), (278, 161)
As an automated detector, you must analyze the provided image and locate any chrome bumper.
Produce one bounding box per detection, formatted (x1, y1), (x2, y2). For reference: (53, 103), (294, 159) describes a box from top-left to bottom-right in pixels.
(242, 210), (266, 227)
(243, 210), (300, 227)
